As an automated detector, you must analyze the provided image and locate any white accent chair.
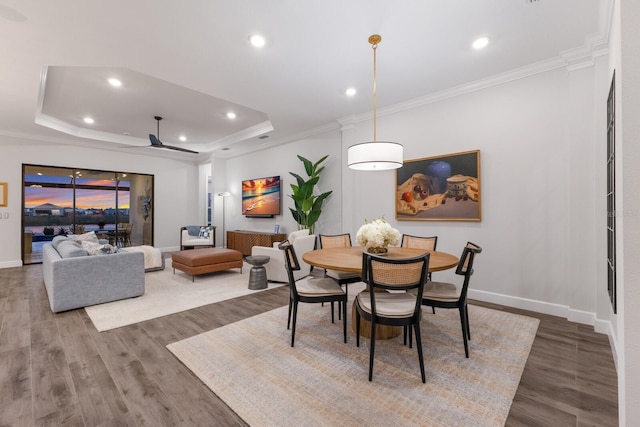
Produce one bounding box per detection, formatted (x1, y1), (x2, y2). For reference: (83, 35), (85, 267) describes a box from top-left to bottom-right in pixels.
(180, 226), (215, 250)
(251, 229), (316, 283)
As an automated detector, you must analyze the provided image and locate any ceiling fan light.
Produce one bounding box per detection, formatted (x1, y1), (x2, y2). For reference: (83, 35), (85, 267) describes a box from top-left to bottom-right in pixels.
(347, 141), (403, 171)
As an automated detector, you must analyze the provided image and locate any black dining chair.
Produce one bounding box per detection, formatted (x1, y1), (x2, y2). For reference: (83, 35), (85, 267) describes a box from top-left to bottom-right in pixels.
(355, 251), (430, 383)
(401, 234), (438, 280)
(279, 240), (348, 347)
(319, 233), (362, 321)
(417, 242), (482, 358)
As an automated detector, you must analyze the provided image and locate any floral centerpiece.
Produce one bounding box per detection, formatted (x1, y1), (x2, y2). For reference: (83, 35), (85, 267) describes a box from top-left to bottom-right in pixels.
(355, 216), (401, 255)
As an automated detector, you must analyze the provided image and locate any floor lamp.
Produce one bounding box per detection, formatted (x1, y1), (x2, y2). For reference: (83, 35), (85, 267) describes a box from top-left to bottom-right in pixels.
(218, 192), (230, 247)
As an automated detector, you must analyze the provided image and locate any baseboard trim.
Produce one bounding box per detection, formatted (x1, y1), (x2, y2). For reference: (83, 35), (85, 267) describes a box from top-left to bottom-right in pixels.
(468, 288), (611, 330)
(0, 260), (24, 269)
(468, 288), (571, 319)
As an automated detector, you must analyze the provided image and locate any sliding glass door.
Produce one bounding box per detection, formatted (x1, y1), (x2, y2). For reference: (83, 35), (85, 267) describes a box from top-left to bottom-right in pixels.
(22, 164), (154, 264)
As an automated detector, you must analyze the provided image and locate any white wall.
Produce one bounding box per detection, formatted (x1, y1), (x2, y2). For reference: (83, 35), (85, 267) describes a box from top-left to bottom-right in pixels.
(338, 66), (604, 322)
(0, 135), (201, 267)
(223, 130), (343, 238)
(617, 0), (640, 423)
(221, 62), (608, 327)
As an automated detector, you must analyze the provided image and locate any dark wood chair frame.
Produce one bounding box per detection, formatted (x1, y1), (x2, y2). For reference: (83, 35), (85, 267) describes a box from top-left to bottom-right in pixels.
(279, 240), (347, 347)
(355, 252), (430, 383)
(419, 242), (482, 358)
(319, 233), (362, 321)
(401, 233), (438, 280)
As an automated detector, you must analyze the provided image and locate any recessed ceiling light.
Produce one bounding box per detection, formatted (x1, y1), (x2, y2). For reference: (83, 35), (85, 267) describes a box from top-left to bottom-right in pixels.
(226, 112), (237, 119)
(249, 34), (266, 48)
(346, 87), (357, 96)
(179, 135), (187, 142)
(108, 78), (122, 87)
(83, 117), (94, 124)
(472, 37), (489, 50)
(37, 172), (42, 175)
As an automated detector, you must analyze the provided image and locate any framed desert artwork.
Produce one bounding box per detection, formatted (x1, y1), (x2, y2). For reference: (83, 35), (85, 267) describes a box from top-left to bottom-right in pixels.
(395, 150), (481, 221)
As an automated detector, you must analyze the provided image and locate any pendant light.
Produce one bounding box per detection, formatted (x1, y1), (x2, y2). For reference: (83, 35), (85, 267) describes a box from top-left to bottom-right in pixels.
(348, 34), (403, 171)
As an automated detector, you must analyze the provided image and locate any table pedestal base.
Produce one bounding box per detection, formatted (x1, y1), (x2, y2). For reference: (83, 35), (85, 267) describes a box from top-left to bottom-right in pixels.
(351, 303), (402, 340)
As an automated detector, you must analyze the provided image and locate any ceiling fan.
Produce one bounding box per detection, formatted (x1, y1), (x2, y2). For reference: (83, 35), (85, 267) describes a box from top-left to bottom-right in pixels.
(148, 116), (198, 154)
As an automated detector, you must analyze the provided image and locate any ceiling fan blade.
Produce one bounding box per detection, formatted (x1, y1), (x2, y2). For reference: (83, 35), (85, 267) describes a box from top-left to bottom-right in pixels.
(152, 144), (199, 154)
(148, 133), (198, 153)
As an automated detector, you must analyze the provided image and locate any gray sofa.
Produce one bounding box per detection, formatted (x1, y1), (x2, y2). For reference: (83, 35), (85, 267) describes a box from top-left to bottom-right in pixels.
(42, 235), (145, 313)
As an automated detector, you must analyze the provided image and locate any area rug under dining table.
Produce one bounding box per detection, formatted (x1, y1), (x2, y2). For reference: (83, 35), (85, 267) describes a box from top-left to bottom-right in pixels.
(167, 283), (539, 426)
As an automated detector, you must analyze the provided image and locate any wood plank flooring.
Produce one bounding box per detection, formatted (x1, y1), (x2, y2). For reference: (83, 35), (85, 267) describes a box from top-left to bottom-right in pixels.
(0, 264), (618, 426)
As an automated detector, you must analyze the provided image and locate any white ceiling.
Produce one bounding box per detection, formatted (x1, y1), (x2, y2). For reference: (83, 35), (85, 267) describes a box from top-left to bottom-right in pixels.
(0, 0), (608, 160)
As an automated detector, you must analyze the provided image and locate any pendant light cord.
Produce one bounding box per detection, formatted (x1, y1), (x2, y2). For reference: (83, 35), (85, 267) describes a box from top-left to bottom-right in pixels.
(369, 35), (380, 142)
(373, 42), (377, 141)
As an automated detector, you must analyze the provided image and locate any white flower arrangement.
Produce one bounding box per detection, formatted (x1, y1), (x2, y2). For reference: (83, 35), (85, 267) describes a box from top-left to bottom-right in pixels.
(355, 216), (401, 249)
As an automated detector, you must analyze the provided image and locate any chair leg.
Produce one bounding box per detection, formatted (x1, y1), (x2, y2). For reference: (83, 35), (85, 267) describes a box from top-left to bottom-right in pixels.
(459, 306), (469, 358)
(330, 301), (335, 323)
(408, 325), (413, 349)
(342, 300), (347, 343)
(341, 284), (348, 321)
(291, 301), (299, 347)
(465, 304), (471, 340)
(368, 318), (377, 382)
(287, 297), (293, 330)
(414, 321), (426, 383)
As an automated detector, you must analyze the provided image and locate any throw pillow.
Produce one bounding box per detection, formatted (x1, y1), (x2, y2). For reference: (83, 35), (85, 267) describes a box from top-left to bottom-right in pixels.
(57, 240), (88, 258)
(199, 226), (211, 239)
(80, 240), (119, 255)
(71, 231), (99, 244)
(51, 235), (69, 250)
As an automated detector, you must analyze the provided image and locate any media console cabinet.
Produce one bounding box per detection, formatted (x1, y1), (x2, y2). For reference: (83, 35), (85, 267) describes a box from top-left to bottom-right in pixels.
(226, 230), (287, 256)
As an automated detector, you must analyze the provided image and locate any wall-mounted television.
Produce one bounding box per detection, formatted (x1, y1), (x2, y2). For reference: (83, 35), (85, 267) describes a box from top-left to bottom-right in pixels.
(242, 175), (281, 217)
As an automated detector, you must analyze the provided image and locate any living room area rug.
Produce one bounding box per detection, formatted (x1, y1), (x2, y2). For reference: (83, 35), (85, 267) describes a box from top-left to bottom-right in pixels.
(167, 283), (539, 427)
(85, 259), (283, 332)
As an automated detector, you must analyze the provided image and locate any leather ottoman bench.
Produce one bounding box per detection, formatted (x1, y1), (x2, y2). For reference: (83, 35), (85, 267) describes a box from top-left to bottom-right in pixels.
(171, 248), (243, 281)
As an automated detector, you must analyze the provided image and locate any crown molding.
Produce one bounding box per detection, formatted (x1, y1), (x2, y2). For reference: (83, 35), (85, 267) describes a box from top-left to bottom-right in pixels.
(338, 30), (611, 125)
(201, 120), (274, 151)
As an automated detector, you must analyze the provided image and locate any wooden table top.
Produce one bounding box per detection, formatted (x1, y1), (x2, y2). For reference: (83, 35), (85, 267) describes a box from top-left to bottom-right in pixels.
(302, 246), (459, 274)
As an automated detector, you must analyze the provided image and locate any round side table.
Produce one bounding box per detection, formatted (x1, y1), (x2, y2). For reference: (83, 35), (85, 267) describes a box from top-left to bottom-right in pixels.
(245, 255), (270, 290)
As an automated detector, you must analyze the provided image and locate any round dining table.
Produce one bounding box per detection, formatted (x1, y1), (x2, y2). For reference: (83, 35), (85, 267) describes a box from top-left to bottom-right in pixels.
(303, 246), (459, 339)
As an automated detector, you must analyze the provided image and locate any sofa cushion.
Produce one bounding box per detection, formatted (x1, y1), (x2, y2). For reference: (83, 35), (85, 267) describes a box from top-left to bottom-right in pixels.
(57, 240), (88, 258)
(51, 235), (70, 250)
(71, 231), (100, 244)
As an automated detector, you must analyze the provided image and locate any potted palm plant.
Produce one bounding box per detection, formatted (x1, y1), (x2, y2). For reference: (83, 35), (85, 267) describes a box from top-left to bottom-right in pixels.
(289, 155), (332, 234)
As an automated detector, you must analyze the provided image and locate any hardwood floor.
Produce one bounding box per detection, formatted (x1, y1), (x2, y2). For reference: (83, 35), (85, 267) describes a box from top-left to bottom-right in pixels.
(0, 265), (618, 426)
